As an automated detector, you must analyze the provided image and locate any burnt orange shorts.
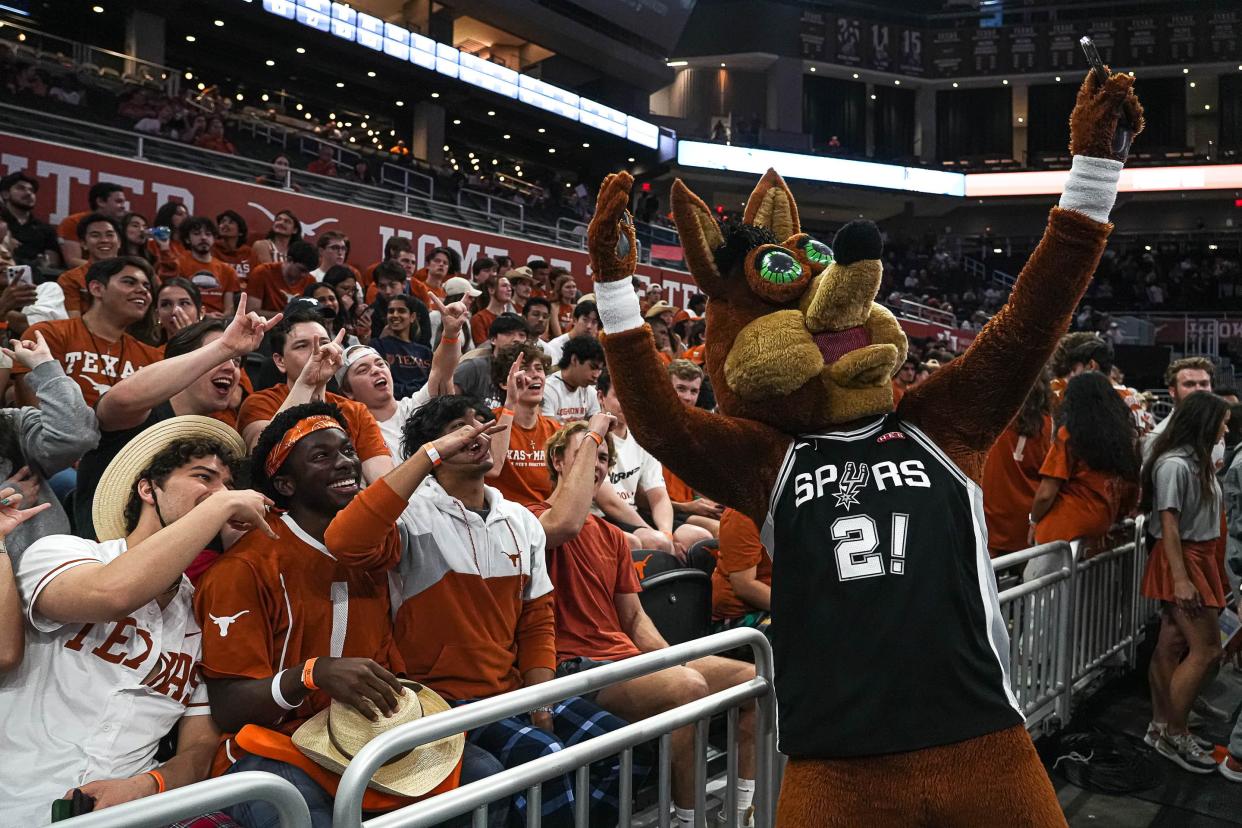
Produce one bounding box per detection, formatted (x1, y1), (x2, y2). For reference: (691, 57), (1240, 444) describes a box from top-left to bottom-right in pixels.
(777, 725), (1065, 827)
(1141, 538), (1228, 609)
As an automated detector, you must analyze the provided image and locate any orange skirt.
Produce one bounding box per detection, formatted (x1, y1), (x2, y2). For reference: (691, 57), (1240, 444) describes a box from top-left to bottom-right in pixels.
(1141, 538), (1229, 609)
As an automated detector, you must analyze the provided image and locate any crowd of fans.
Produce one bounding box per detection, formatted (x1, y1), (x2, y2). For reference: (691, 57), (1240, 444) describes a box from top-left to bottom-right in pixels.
(4, 149), (1242, 822)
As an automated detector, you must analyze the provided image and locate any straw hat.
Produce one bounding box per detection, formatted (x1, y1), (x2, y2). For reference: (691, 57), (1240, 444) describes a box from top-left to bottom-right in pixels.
(292, 680), (464, 797)
(506, 266), (535, 284)
(644, 301), (677, 319)
(93, 415), (247, 542)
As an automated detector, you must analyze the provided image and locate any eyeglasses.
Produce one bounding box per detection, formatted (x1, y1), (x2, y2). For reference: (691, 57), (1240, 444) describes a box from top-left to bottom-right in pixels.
(325, 244), (348, 252)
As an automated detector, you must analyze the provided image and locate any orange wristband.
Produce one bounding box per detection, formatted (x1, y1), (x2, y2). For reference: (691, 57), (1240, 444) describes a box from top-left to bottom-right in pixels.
(302, 657), (319, 691)
(498, 408), (515, 418)
(422, 442), (443, 467)
(586, 431), (604, 446)
(146, 769), (166, 794)
(441, 335), (459, 344)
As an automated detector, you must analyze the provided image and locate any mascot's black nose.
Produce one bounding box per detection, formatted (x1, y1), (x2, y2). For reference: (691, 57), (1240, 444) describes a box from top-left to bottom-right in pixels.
(832, 220), (883, 266)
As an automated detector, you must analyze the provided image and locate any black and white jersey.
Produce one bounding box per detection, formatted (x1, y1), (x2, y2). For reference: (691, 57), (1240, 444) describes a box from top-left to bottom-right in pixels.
(761, 413), (1022, 759)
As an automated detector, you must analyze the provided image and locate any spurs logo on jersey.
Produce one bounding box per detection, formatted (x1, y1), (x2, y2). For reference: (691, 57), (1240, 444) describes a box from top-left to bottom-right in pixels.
(763, 413), (1022, 760)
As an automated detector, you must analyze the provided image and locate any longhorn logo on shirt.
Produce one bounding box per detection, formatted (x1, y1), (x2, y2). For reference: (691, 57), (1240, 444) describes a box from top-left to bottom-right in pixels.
(209, 610), (249, 637)
(833, 462), (869, 511)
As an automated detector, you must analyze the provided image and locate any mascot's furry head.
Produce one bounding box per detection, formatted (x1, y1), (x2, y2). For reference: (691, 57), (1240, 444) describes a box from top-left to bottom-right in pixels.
(667, 170), (907, 433)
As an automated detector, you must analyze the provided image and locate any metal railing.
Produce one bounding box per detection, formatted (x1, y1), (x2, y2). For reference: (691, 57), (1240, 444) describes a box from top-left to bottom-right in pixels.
(60, 771), (310, 828)
(457, 187), (525, 224)
(334, 627), (776, 828)
(894, 297), (958, 328)
(0, 18), (180, 95)
(380, 162), (435, 200)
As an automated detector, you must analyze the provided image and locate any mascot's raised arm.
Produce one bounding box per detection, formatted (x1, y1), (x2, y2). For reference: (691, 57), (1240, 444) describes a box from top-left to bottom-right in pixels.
(587, 68), (1142, 826)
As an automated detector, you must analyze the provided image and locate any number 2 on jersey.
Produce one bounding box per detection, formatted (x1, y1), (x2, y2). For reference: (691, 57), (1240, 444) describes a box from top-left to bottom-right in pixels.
(831, 513), (909, 580)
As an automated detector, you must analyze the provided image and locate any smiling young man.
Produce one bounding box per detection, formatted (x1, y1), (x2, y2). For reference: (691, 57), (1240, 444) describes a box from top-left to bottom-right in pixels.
(0, 415), (271, 826)
(155, 216), (242, 317)
(238, 307), (393, 485)
(324, 395), (631, 828)
(17, 256), (165, 409)
(56, 212), (121, 316)
(73, 304), (280, 545)
(486, 342), (562, 507)
(57, 181), (127, 267)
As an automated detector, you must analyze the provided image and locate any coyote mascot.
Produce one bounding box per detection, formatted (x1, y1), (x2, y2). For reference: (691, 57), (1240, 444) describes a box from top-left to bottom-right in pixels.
(585, 69), (1142, 825)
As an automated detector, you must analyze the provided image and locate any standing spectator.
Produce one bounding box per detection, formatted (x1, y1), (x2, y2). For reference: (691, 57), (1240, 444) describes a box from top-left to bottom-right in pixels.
(155, 216), (242, 317)
(372, 294), (433, 399)
(246, 241), (319, 316)
(0, 171), (60, 268)
(194, 117), (237, 155)
(57, 213), (120, 316)
(429, 276), (480, 349)
(1142, 392), (1229, 774)
(153, 277), (203, 343)
(325, 396), (630, 828)
(1145, 357), (1216, 459)
(411, 246), (453, 306)
(0, 416), (270, 827)
(17, 257), (163, 408)
(57, 181), (127, 267)
(892, 358), (917, 404)
(545, 300), (600, 365)
(470, 276), (514, 346)
(250, 208), (302, 265)
(542, 336), (603, 422)
(983, 375), (1053, 557)
(362, 236), (416, 291)
(711, 507), (771, 638)
(306, 143), (338, 176)
(549, 271), (579, 338)
(1029, 372), (1140, 560)
(452, 314), (529, 410)
(213, 210), (252, 285)
(0, 334), (100, 561)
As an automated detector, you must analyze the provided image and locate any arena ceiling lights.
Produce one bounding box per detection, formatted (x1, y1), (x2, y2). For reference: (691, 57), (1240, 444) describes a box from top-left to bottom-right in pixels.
(965, 165), (1242, 197)
(677, 141), (967, 197)
(257, 0), (661, 149)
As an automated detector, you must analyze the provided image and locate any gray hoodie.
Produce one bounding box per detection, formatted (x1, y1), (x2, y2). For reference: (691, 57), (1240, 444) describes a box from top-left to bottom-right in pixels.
(0, 360), (100, 562)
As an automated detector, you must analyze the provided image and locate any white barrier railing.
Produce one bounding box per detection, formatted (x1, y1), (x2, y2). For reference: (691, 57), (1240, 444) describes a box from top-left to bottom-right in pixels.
(59, 771), (309, 827)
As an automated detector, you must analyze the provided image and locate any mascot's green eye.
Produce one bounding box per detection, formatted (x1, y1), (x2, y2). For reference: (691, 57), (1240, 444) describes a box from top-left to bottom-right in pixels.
(757, 250), (801, 285)
(801, 238), (834, 266)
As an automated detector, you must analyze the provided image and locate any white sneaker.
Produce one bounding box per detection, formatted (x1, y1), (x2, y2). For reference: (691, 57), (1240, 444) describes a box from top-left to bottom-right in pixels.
(1146, 721), (1213, 751)
(1156, 731), (1218, 774)
(1220, 754), (1242, 782)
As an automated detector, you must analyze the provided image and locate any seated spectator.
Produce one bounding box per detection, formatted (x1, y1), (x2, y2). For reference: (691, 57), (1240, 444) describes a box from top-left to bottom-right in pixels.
(306, 143), (338, 177)
(0, 334), (100, 561)
(323, 264), (363, 319)
(337, 301), (466, 460)
(0, 416), (270, 825)
(119, 211), (155, 265)
(372, 294), (433, 399)
(238, 307), (393, 485)
(305, 282), (346, 339)
(0, 258), (63, 338)
(487, 343), (560, 506)
(155, 216), (242, 317)
(18, 257), (164, 408)
(662, 361), (723, 535)
(429, 276), (479, 349)
(150, 200), (190, 255)
(255, 154), (301, 192)
(362, 236), (417, 292)
(57, 181), (127, 268)
(594, 370), (711, 557)
(154, 277), (204, 344)
(310, 231), (357, 282)
(410, 246), (452, 307)
(246, 240), (319, 316)
(326, 395), (630, 827)
(366, 260), (432, 348)
(213, 210), (252, 285)
(347, 159), (375, 185)
(983, 375), (1053, 558)
(523, 296), (553, 350)
(57, 212), (121, 316)
(0, 171), (60, 268)
(508, 268), (535, 313)
(197, 402), (481, 826)
(250, 208), (302, 264)
(471, 256), (499, 290)
(649, 317), (678, 365)
(546, 300), (600, 364)
(542, 336), (603, 422)
(548, 271), (578, 338)
(537, 420), (756, 828)
(1030, 371), (1141, 568)
(452, 313), (528, 409)
(526, 259), (552, 297)
(711, 507), (771, 637)
(470, 276), (513, 346)
(194, 117), (237, 155)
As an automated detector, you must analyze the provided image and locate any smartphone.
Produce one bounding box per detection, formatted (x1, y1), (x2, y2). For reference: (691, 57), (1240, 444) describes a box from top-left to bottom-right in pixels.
(50, 789), (95, 821)
(1080, 36), (1109, 85)
(5, 265), (32, 285)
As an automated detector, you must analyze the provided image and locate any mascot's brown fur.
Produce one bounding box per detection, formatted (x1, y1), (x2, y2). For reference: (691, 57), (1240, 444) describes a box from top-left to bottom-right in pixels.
(587, 70), (1142, 826)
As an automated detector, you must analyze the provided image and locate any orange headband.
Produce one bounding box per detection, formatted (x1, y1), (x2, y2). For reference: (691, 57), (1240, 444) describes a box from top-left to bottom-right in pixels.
(265, 415), (342, 477)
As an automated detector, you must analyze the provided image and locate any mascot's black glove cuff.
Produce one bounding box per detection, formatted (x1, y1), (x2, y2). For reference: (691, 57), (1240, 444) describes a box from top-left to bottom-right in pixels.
(1058, 155), (1123, 223)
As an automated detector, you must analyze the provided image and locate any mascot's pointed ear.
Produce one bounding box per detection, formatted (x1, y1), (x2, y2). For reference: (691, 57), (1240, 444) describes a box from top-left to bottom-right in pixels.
(671, 178), (725, 295)
(742, 168), (801, 240)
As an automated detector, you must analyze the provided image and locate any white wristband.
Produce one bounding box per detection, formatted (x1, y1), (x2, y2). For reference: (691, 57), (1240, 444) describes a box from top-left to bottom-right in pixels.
(271, 670), (297, 711)
(423, 443), (442, 466)
(593, 278), (645, 335)
(1058, 155), (1124, 224)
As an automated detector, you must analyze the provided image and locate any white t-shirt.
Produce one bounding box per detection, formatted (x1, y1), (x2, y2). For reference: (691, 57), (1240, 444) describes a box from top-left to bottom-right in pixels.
(545, 333), (571, 366)
(594, 427), (665, 515)
(540, 372), (600, 422)
(377, 387), (433, 462)
(0, 535), (209, 827)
